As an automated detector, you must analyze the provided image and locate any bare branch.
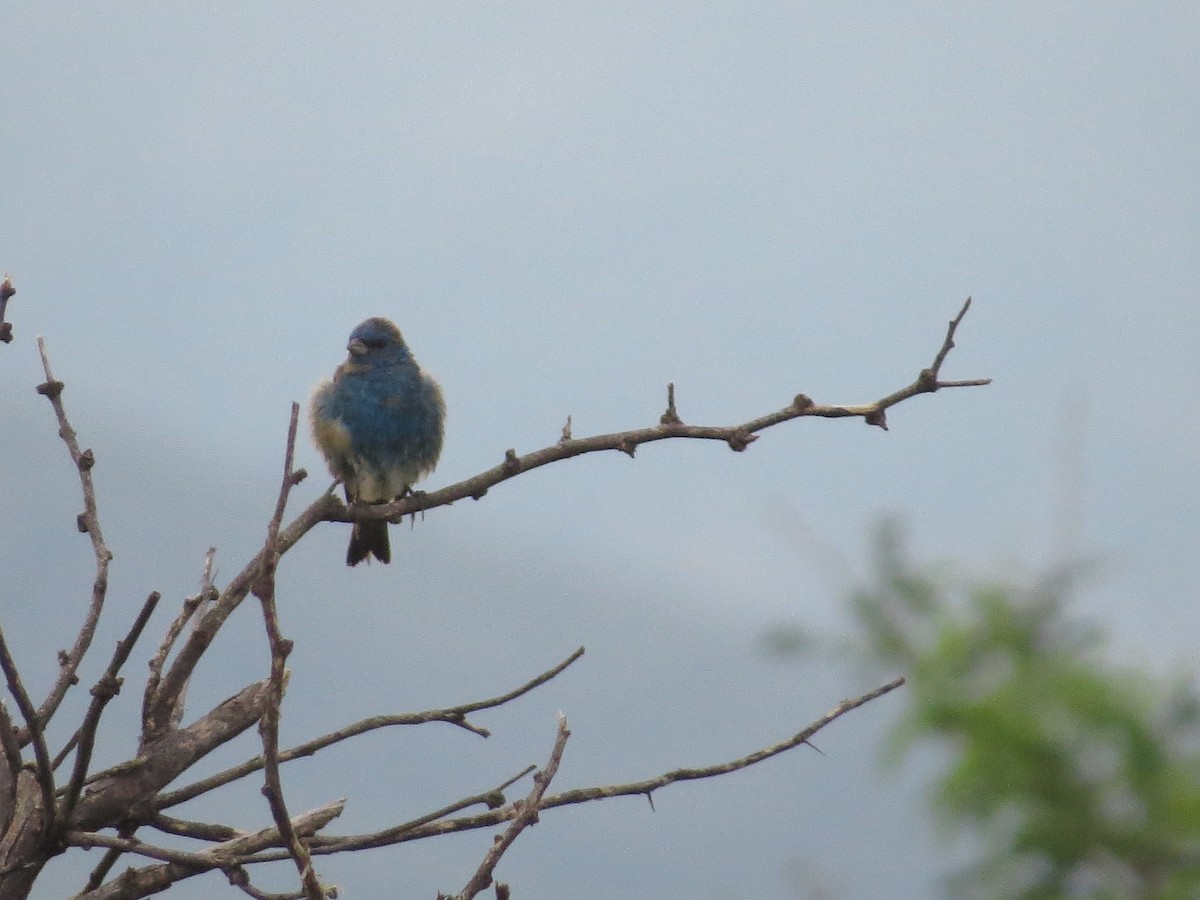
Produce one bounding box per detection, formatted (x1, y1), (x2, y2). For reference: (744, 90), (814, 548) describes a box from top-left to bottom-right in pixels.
(147, 812), (240, 842)
(451, 715), (571, 900)
(226, 871), (307, 900)
(0, 275), (13, 344)
(72, 678), (273, 832)
(78, 840), (128, 897)
(56, 592), (160, 832)
(156, 647), (584, 810)
(27, 338), (115, 740)
(0, 700), (21, 786)
(334, 299), (990, 523)
(253, 403), (324, 900)
(0, 626), (55, 822)
(142, 494), (332, 744)
(288, 764), (537, 856)
(248, 677), (906, 860)
(142, 550), (215, 746)
(69, 801), (345, 900)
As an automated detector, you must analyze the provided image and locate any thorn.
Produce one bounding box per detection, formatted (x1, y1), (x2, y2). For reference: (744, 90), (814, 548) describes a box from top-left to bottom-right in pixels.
(645, 790), (656, 812)
(725, 430), (758, 452)
(803, 739), (825, 756)
(660, 382), (682, 425)
(618, 438), (637, 458)
(864, 409), (888, 430)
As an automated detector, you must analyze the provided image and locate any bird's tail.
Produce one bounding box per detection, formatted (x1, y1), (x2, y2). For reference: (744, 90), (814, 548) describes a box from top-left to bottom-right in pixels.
(347, 518), (390, 566)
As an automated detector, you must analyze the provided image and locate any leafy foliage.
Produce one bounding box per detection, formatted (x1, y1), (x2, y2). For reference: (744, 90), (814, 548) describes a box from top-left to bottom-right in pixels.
(849, 520), (1200, 899)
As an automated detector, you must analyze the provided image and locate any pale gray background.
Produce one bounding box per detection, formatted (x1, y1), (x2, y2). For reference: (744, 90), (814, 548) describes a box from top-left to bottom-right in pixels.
(2, 3), (1198, 898)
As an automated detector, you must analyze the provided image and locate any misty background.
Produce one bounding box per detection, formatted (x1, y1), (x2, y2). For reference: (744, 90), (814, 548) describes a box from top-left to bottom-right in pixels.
(2, 4), (1198, 898)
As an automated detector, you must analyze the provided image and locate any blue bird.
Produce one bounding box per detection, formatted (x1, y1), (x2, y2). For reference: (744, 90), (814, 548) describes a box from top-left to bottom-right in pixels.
(310, 317), (445, 566)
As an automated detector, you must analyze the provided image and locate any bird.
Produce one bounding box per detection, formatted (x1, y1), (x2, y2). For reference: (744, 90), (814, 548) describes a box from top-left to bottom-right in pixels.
(310, 317), (445, 566)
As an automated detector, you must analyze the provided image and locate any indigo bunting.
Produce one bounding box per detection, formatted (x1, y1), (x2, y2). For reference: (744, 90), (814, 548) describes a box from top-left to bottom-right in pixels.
(310, 317), (445, 566)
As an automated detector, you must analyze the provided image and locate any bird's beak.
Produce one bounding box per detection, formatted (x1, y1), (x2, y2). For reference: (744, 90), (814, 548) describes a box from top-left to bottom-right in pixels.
(348, 338), (369, 356)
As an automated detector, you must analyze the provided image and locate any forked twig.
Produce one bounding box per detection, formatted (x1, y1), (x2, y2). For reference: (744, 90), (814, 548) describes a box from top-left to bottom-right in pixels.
(252, 403), (324, 900)
(451, 715), (571, 900)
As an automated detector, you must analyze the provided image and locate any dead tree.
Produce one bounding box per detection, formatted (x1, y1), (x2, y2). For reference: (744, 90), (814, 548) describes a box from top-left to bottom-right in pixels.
(0, 286), (988, 899)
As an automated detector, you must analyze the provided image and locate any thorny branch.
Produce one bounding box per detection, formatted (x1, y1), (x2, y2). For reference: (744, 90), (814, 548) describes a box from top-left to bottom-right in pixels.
(449, 715), (571, 900)
(154, 647), (585, 810)
(143, 300), (987, 739)
(69, 679), (901, 896)
(204, 678), (908, 866)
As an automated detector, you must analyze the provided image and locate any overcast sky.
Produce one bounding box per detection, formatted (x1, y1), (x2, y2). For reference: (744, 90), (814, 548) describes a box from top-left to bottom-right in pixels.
(3, 4), (1199, 898)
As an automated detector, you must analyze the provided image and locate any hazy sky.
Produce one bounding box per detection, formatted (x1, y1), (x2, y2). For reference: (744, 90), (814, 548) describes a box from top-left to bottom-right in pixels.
(3, 4), (1199, 898)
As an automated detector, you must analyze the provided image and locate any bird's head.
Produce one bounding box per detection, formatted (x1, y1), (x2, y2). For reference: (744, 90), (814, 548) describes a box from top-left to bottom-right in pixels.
(347, 317), (407, 361)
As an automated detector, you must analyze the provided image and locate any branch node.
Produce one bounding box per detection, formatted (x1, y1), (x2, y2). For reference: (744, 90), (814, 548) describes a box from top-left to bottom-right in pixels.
(916, 367), (938, 392)
(482, 790), (505, 810)
(76, 513), (90, 534)
(36, 379), (64, 399)
(864, 409), (888, 430)
(471, 486), (488, 500)
(79, 448), (96, 471)
(792, 393), (814, 413)
(618, 438), (637, 458)
(559, 415), (572, 443)
(502, 449), (520, 474)
(90, 673), (123, 701)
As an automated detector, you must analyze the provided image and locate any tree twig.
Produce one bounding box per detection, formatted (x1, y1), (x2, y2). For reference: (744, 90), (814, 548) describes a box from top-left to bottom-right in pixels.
(252, 403), (324, 900)
(251, 677), (906, 860)
(155, 646), (584, 809)
(451, 715), (571, 900)
(0, 275), (14, 344)
(141, 549), (215, 746)
(68, 801), (345, 900)
(0, 626), (55, 823)
(27, 338), (115, 741)
(56, 592), (160, 832)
